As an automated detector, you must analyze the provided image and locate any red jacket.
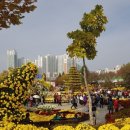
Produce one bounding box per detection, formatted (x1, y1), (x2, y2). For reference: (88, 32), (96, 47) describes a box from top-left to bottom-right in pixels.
(114, 100), (119, 109)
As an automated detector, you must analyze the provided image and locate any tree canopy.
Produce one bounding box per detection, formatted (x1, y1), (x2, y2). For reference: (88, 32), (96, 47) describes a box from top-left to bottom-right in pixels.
(0, 0), (37, 29)
(117, 63), (130, 87)
(66, 5), (108, 60)
(66, 4), (108, 125)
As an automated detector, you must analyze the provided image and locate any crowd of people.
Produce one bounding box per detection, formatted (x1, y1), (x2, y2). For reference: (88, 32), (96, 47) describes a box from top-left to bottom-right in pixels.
(23, 88), (130, 125)
(26, 89), (130, 117)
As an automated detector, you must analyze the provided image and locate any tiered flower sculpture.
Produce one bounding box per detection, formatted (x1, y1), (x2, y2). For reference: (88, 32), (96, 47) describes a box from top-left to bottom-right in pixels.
(0, 62), (38, 122)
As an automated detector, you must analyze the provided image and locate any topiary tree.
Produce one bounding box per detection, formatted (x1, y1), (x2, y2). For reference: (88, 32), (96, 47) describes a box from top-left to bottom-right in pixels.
(65, 66), (82, 92)
(0, 62), (38, 122)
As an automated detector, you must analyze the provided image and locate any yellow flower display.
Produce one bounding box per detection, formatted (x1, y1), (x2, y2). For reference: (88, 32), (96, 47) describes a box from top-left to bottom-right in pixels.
(14, 124), (49, 130)
(66, 114), (75, 119)
(98, 124), (119, 130)
(30, 112), (56, 122)
(53, 125), (75, 130)
(0, 122), (49, 130)
(0, 62), (38, 122)
(75, 123), (96, 130)
(115, 118), (130, 126)
(1, 121), (130, 130)
(120, 124), (130, 130)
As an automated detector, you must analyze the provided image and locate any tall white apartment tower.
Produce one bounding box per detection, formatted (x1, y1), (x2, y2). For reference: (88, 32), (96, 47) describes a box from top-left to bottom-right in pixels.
(57, 54), (74, 74)
(45, 54), (57, 78)
(37, 55), (47, 74)
(42, 56), (46, 74)
(57, 55), (64, 74)
(63, 54), (73, 74)
(7, 49), (17, 69)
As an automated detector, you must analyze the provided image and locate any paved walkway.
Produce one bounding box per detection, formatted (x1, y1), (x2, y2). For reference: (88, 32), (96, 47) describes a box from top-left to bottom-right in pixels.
(54, 103), (108, 125)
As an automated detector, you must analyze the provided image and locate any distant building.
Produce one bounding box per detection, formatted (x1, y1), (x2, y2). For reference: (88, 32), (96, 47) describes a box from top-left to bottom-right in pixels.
(57, 54), (74, 74)
(17, 57), (24, 67)
(23, 58), (32, 65)
(6, 49), (81, 78)
(45, 54), (57, 78)
(96, 65), (122, 74)
(7, 49), (17, 69)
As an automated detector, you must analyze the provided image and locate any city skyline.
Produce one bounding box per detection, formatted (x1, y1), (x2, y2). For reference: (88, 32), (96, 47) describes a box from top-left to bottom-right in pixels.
(6, 49), (79, 78)
(6, 49), (123, 74)
(0, 0), (130, 72)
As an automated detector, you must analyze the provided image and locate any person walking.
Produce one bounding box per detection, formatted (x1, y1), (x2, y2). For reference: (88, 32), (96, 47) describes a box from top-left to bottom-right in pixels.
(108, 96), (113, 114)
(83, 94), (87, 106)
(99, 95), (104, 108)
(54, 93), (58, 103)
(114, 97), (119, 112)
(57, 94), (62, 106)
(92, 103), (97, 125)
(71, 96), (77, 109)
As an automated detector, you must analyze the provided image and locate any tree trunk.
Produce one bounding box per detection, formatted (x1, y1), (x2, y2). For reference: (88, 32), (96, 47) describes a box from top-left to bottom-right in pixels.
(83, 57), (94, 125)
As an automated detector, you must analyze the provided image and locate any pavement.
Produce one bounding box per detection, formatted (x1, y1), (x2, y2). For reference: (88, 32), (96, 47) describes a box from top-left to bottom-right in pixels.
(53, 102), (108, 125)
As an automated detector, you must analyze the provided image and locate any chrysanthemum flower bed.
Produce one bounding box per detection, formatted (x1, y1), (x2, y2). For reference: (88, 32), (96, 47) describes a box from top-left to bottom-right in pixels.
(1, 122), (130, 130)
(105, 108), (130, 123)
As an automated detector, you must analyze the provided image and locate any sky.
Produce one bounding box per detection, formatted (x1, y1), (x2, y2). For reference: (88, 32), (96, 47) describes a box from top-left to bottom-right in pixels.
(0, 0), (130, 72)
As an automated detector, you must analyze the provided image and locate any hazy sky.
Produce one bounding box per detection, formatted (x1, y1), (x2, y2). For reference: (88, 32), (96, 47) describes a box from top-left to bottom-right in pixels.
(0, 0), (130, 72)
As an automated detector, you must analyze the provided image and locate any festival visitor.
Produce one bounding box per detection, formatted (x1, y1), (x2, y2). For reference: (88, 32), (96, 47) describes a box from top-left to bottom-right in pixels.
(107, 96), (113, 114)
(71, 95), (77, 109)
(114, 97), (119, 112)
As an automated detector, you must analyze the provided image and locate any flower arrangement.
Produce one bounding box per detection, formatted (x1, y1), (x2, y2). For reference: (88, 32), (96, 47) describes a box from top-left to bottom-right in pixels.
(98, 124), (119, 130)
(0, 122), (49, 130)
(0, 63), (38, 122)
(66, 114), (75, 119)
(105, 107), (130, 123)
(37, 104), (57, 111)
(53, 125), (75, 130)
(2, 121), (130, 130)
(120, 124), (130, 130)
(30, 112), (56, 122)
(75, 123), (96, 130)
(115, 118), (130, 126)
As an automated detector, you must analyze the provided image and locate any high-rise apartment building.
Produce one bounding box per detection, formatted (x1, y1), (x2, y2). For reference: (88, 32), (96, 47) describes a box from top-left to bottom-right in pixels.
(57, 54), (74, 74)
(42, 56), (46, 74)
(45, 54), (57, 78)
(6, 49), (80, 78)
(7, 49), (17, 69)
(57, 55), (65, 74)
(17, 57), (24, 67)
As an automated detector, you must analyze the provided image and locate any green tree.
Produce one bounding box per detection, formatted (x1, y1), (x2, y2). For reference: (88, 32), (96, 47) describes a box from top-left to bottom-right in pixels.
(124, 73), (130, 88)
(55, 73), (68, 87)
(117, 63), (130, 87)
(65, 66), (82, 92)
(0, 0), (37, 29)
(88, 71), (99, 83)
(66, 5), (108, 124)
